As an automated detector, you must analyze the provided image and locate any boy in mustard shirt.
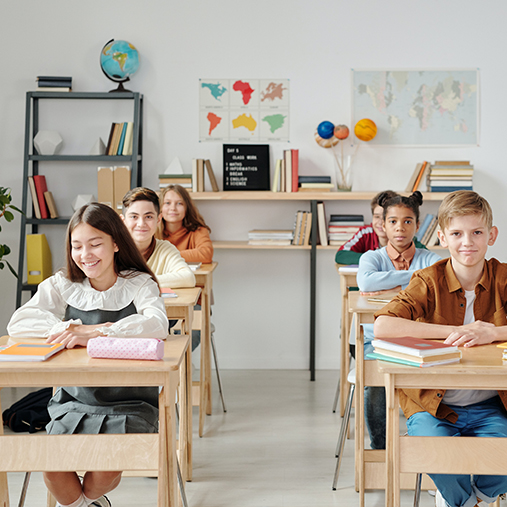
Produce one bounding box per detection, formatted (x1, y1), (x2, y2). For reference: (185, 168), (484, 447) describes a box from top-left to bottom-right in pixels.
(374, 191), (507, 507)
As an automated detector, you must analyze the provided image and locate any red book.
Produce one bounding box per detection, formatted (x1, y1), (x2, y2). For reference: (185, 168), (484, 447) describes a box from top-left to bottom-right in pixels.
(372, 336), (458, 357)
(291, 149), (299, 193)
(33, 175), (49, 219)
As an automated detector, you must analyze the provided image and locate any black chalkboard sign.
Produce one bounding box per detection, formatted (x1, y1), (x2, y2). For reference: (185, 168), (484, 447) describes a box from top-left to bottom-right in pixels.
(223, 144), (270, 191)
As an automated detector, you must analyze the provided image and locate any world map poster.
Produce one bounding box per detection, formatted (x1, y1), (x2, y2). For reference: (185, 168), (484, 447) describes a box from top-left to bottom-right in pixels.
(352, 69), (479, 146)
(199, 79), (289, 142)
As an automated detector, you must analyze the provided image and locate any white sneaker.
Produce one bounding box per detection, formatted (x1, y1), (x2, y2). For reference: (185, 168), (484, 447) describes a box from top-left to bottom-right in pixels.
(435, 490), (447, 507)
(91, 496), (111, 507)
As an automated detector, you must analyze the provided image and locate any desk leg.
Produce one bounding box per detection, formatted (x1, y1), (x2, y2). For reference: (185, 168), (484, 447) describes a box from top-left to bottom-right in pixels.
(339, 281), (349, 417)
(356, 319), (365, 506)
(0, 390), (9, 507)
(385, 373), (399, 507)
(198, 285), (212, 437)
(203, 285), (212, 417)
(159, 372), (179, 507)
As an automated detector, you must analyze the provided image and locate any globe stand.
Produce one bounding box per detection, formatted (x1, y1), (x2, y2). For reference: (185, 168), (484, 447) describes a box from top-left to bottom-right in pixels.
(109, 79), (132, 93)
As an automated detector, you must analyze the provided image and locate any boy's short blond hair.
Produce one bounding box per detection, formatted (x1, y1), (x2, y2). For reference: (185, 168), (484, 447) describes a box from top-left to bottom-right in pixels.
(438, 190), (493, 230)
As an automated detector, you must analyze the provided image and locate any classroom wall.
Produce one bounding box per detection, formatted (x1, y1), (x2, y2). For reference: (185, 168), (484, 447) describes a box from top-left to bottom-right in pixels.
(1, 1), (505, 370)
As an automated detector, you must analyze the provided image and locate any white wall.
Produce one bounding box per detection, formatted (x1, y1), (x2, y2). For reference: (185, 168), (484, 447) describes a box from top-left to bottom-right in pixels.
(1, 1), (505, 370)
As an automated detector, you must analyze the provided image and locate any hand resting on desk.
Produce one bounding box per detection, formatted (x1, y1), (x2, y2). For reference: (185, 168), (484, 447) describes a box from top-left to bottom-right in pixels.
(360, 286), (401, 297)
(444, 320), (500, 348)
(46, 323), (113, 348)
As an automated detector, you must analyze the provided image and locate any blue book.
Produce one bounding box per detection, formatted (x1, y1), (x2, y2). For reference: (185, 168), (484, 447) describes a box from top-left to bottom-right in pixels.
(431, 186), (473, 192)
(116, 123), (128, 155)
(415, 213), (434, 241)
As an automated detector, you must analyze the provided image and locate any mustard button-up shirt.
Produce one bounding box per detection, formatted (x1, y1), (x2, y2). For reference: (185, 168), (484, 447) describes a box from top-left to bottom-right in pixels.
(375, 257), (507, 422)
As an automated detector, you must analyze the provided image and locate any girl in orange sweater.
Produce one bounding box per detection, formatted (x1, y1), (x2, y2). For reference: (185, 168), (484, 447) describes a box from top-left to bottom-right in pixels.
(157, 185), (213, 263)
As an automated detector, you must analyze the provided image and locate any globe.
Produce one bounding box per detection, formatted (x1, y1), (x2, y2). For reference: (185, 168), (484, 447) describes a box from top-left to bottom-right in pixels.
(100, 39), (140, 92)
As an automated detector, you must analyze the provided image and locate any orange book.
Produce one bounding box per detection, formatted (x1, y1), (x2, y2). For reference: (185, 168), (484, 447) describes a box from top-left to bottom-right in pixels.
(0, 342), (64, 362)
(412, 161), (428, 192)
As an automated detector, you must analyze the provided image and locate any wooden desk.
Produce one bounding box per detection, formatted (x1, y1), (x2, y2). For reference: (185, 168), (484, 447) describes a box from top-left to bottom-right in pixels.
(194, 262), (218, 437)
(336, 264), (358, 416)
(0, 334), (189, 507)
(348, 292), (433, 507)
(380, 344), (507, 507)
(164, 287), (201, 481)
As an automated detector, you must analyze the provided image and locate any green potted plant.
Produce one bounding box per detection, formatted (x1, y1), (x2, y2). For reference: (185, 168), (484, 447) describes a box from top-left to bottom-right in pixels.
(0, 186), (22, 277)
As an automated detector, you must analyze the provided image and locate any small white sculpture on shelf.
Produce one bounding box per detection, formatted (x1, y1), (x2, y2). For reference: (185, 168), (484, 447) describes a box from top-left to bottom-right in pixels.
(72, 194), (96, 211)
(89, 137), (106, 155)
(33, 130), (63, 155)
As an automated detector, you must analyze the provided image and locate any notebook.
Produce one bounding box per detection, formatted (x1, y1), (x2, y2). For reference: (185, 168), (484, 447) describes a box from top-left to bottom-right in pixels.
(0, 342), (64, 362)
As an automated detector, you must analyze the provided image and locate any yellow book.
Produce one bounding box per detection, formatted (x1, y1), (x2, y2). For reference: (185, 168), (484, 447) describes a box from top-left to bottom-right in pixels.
(26, 234), (52, 284)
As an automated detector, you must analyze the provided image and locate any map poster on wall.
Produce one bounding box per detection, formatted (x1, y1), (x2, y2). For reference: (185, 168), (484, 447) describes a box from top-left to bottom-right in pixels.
(352, 69), (479, 146)
(223, 144), (270, 191)
(200, 79), (289, 142)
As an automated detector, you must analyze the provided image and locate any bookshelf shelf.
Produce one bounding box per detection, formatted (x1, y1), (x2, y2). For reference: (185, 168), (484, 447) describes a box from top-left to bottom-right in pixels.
(16, 91), (144, 308)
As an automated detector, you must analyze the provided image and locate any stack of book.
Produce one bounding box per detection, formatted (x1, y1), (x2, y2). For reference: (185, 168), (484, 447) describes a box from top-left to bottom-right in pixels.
(36, 76), (72, 92)
(248, 229), (294, 246)
(159, 174), (192, 190)
(271, 149), (299, 192)
(292, 210), (312, 245)
(415, 213), (440, 247)
(105, 122), (134, 156)
(427, 161), (474, 192)
(298, 175), (334, 192)
(192, 159), (219, 192)
(367, 336), (461, 367)
(327, 214), (364, 247)
(27, 175), (58, 219)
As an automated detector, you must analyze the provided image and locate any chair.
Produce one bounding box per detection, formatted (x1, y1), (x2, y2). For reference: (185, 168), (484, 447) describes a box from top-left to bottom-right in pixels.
(210, 322), (227, 413)
(332, 368), (355, 490)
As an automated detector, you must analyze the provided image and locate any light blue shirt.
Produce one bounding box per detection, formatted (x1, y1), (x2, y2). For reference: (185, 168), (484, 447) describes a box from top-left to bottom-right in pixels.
(357, 246), (442, 343)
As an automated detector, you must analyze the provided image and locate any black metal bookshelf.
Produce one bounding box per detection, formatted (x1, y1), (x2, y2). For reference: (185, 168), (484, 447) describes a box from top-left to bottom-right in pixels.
(16, 91), (143, 307)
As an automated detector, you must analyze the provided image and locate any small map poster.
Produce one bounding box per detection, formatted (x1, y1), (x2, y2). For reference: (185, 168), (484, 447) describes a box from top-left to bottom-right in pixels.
(352, 69), (479, 146)
(200, 79), (289, 142)
(223, 144), (270, 191)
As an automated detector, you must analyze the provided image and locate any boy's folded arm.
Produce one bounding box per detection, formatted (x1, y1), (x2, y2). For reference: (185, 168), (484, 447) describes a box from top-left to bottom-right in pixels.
(374, 315), (457, 339)
(444, 321), (507, 347)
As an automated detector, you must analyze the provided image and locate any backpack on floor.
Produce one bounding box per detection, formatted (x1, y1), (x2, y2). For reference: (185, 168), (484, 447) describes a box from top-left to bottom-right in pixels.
(2, 387), (52, 433)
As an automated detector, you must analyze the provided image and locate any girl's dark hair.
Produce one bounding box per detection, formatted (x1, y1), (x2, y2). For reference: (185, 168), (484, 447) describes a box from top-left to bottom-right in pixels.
(378, 190), (423, 223)
(65, 202), (158, 285)
(159, 184), (211, 233)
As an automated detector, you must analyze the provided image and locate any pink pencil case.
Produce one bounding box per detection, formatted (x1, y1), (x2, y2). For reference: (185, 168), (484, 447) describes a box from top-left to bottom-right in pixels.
(87, 337), (165, 361)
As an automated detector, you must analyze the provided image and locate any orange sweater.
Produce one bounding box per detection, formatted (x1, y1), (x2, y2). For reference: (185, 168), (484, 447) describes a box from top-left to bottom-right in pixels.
(163, 226), (213, 263)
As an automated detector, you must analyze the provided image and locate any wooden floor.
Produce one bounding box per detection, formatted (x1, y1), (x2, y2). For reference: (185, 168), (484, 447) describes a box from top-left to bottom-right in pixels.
(3, 369), (493, 507)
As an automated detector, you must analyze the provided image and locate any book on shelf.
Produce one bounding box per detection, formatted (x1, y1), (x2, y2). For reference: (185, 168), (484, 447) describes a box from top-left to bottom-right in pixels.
(36, 76), (72, 92)
(27, 176), (41, 219)
(105, 123), (116, 155)
(415, 213), (434, 241)
(298, 187), (332, 192)
(292, 211), (304, 245)
(271, 159), (281, 192)
(291, 149), (299, 193)
(425, 224), (441, 247)
(26, 233), (52, 284)
(192, 159), (198, 193)
(43, 191), (59, 219)
(302, 212), (312, 246)
(283, 149), (292, 192)
(329, 214), (364, 224)
(299, 175), (332, 184)
(116, 122), (128, 155)
(421, 216), (438, 245)
(36, 87), (71, 92)
(434, 160), (470, 166)
(248, 229), (294, 246)
(405, 162), (423, 192)
(411, 161), (429, 192)
(33, 175), (49, 219)
(430, 185), (473, 192)
(0, 342), (64, 362)
(122, 122), (134, 156)
(280, 158), (286, 192)
(316, 202), (328, 246)
(299, 183), (334, 189)
(159, 173), (193, 189)
(106, 123), (122, 155)
(204, 159), (219, 192)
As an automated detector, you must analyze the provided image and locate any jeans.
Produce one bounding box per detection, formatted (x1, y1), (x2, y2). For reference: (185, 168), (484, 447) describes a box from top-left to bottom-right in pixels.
(364, 340), (386, 449)
(406, 396), (507, 507)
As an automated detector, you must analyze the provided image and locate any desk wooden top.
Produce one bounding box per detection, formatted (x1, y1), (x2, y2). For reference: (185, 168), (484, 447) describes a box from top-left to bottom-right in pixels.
(194, 262), (218, 278)
(164, 287), (201, 308)
(348, 291), (399, 315)
(0, 334), (189, 377)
